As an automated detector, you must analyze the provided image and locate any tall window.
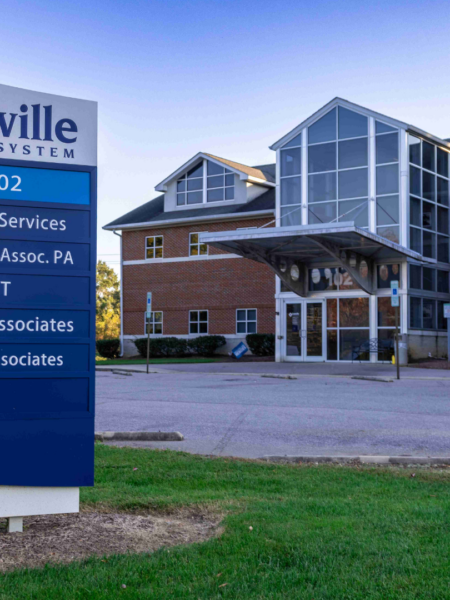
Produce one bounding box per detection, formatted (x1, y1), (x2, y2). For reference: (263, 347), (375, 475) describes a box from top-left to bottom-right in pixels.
(409, 135), (450, 261)
(177, 160), (235, 206)
(377, 297), (400, 360)
(280, 132), (302, 226)
(189, 310), (208, 334)
(308, 107), (369, 228)
(145, 311), (163, 334)
(326, 297), (370, 360)
(236, 309), (257, 334)
(146, 236), (163, 259)
(189, 233), (208, 256)
(375, 122), (400, 243)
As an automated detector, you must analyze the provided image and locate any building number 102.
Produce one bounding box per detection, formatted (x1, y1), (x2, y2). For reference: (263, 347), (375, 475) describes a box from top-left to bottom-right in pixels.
(0, 175), (22, 192)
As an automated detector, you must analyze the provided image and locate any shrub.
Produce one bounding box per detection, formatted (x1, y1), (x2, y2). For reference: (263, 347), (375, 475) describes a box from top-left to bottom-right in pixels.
(134, 337), (188, 358)
(96, 338), (120, 359)
(246, 333), (275, 356)
(187, 335), (226, 357)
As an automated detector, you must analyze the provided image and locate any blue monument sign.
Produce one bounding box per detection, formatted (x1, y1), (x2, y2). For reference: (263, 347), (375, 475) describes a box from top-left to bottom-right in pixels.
(0, 84), (97, 513)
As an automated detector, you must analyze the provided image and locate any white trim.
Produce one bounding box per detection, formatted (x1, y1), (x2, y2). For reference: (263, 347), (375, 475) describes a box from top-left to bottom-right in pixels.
(236, 308), (257, 335)
(103, 209), (275, 231)
(124, 253), (241, 266)
(189, 309), (209, 335)
(145, 234), (164, 259)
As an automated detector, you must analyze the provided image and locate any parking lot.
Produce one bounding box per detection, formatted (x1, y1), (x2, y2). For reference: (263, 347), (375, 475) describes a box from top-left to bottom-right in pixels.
(96, 363), (450, 458)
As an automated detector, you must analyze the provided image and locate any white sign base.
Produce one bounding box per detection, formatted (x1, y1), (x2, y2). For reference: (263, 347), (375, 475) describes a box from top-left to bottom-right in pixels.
(0, 486), (79, 519)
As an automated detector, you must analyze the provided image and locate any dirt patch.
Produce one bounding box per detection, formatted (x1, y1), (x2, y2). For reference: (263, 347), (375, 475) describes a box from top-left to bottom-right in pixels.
(0, 510), (222, 572)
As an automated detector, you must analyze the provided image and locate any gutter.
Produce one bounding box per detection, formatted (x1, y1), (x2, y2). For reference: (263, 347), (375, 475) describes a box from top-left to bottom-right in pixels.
(113, 230), (124, 357)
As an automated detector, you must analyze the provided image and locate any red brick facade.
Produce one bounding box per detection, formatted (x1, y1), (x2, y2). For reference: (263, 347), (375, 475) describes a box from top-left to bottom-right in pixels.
(122, 217), (276, 337)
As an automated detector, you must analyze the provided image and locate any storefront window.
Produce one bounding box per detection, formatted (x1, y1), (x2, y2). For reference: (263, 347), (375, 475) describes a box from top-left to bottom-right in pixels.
(339, 298), (369, 328)
(377, 264), (400, 289)
(326, 297), (370, 361)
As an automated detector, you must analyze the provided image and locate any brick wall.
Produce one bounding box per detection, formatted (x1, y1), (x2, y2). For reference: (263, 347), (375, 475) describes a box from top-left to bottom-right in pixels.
(122, 217), (276, 337)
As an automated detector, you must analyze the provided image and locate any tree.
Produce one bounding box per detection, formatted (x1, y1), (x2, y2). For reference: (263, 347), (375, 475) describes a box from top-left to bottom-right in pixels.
(96, 260), (120, 340)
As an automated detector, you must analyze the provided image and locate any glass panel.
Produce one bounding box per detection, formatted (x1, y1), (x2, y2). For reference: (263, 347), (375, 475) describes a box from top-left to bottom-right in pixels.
(437, 148), (449, 178)
(177, 193), (186, 206)
(190, 323), (198, 334)
(438, 301), (448, 330)
(327, 330), (338, 360)
(237, 322), (246, 334)
(338, 107), (367, 140)
(281, 206), (301, 227)
(377, 264), (400, 289)
(438, 207), (449, 235)
(146, 248), (154, 259)
(423, 171), (435, 201)
(423, 230), (435, 259)
(190, 233), (198, 244)
(376, 121), (396, 134)
(236, 309), (246, 321)
(154, 312), (162, 323)
(281, 177), (301, 205)
(378, 296), (400, 327)
(422, 201), (436, 230)
(248, 309), (257, 321)
(190, 246), (199, 256)
(247, 322), (256, 334)
(308, 201), (336, 224)
(207, 161), (223, 176)
(376, 164), (399, 195)
(306, 303), (322, 357)
(327, 298), (337, 327)
(423, 299), (435, 329)
(338, 199), (368, 227)
(377, 329), (395, 361)
(199, 243), (207, 255)
(281, 147), (301, 177)
(410, 166), (421, 196)
(199, 311), (208, 321)
(286, 303), (301, 356)
(338, 138), (368, 169)
(437, 177), (449, 206)
(309, 268), (338, 291)
(154, 323), (162, 334)
(308, 172), (336, 203)
(376, 133), (398, 164)
(177, 180), (185, 192)
(339, 298), (369, 327)
(154, 247), (163, 258)
(339, 329), (369, 361)
(423, 267), (435, 291)
(155, 236), (163, 247)
(377, 226), (399, 244)
(207, 188), (223, 203)
(146, 237), (155, 248)
(409, 136), (421, 166)
(437, 235), (449, 263)
(187, 163), (203, 178)
(377, 195), (399, 225)
(190, 311), (198, 321)
(207, 175), (223, 189)
(410, 265), (421, 289)
(225, 187), (234, 200)
(410, 227), (422, 253)
(338, 168), (368, 199)
(339, 268), (358, 290)
(188, 191), (203, 204)
(422, 142), (435, 172)
(410, 196), (421, 226)
(188, 178), (203, 191)
(410, 297), (422, 328)
(225, 174), (234, 186)
(283, 132), (302, 148)
(199, 323), (208, 334)
(437, 270), (449, 293)
(308, 142), (336, 173)
(308, 108), (336, 144)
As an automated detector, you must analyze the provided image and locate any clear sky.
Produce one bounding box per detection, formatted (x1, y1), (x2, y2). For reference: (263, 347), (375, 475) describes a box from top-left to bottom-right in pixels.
(1, 0), (449, 273)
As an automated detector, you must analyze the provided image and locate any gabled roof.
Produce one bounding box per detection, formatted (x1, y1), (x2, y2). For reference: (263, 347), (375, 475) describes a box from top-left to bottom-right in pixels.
(155, 152), (275, 192)
(103, 187), (275, 231)
(270, 97), (450, 151)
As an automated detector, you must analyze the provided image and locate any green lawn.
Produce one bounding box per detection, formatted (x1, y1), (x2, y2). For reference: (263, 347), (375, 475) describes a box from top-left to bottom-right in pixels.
(96, 357), (218, 365)
(2, 445), (450, 599)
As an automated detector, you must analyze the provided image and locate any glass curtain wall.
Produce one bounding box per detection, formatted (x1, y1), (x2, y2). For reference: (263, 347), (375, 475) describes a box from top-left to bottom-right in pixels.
(326, 297), (370, 360)
(375, 122), (400, 243)
(280, 133), (302, 226)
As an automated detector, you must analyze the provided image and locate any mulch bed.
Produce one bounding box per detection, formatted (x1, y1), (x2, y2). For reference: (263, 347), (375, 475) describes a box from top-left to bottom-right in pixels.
(0, 510), (221, 572)
(408, 360), (450, 370)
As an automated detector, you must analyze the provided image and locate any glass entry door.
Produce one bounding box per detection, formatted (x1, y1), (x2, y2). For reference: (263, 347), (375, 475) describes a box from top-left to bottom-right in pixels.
(284, 301), (324, 361)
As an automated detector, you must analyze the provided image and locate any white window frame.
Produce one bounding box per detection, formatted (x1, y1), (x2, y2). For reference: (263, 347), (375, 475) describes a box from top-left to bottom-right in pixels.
(236, 308), (257, 335)
(145, 311), (163, 335)
(145, 235), (164, 259)
(189, 310), (208, 334)
(176, 159), (235, 207)
(189, 232), (208, 256)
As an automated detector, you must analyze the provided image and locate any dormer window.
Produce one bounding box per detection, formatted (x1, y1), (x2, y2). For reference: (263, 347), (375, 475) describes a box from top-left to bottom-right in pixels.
(176, 160), (235, 206)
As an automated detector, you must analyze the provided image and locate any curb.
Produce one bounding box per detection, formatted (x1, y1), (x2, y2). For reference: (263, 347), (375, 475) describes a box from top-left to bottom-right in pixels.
(95, 431), (184, 442)
(260, 455), (450, 466)
(351, 376), (393, 383)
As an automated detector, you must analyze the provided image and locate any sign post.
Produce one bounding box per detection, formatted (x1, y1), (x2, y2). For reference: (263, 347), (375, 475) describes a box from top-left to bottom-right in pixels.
(444, 303), (450, 364)
(146, 292), (152, 374)
(391, 281), (400, 380)
(0, 84), (97, 531)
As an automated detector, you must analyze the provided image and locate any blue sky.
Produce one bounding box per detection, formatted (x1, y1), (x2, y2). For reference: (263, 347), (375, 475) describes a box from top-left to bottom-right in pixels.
(2, 0), (450, 272)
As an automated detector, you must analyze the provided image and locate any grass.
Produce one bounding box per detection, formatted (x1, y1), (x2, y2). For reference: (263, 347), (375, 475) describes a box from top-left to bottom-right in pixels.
(2, 445), (450, 599)
(95, 357), (218, 365)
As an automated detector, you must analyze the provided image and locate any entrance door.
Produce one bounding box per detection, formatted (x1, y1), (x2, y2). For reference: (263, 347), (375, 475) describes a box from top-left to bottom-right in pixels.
(284, 301), (324, 361)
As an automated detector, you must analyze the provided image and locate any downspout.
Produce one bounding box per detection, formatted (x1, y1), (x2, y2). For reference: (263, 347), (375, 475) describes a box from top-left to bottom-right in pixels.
(113, 230), (124, 357)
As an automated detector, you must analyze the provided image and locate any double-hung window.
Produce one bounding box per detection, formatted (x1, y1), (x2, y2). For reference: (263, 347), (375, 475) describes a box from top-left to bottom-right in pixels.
(146, 236), (163, 259)
(189, 233), (208, 256)
(236, 309), (257, 334)
(145, 311), (163, 334)
(189, 310), (208, 334)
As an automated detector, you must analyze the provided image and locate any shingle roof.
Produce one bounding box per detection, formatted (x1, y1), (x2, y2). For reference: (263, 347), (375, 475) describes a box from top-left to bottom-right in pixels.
(204, 154), (275, 183)
(104, 187), (275, 230)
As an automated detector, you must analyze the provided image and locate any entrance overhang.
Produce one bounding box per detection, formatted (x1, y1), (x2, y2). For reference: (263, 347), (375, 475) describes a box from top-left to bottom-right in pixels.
(200, 222), (425, 296)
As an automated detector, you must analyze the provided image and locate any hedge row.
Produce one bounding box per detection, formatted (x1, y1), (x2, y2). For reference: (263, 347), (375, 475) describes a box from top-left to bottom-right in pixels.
(134, 335), (226, 358)
(96, 338), (121, 359)
(245, 333), (275, 356)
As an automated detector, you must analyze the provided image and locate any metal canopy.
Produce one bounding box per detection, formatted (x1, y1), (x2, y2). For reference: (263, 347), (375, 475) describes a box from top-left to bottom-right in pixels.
(200, 222), (425, 296)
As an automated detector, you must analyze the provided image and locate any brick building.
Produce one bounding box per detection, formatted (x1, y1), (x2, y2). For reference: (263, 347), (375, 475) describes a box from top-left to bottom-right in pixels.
(104, 155), (277, 356)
